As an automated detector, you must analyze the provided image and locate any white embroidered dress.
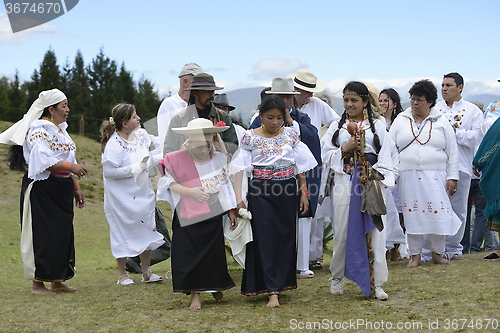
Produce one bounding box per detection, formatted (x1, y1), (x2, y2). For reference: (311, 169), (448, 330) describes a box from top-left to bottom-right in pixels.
(102, 128), (164, 259)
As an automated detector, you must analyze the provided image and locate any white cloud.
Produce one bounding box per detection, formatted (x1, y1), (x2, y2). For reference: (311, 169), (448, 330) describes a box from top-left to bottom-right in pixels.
(250, 58), (308, 81)
(0, 12), (60, 45)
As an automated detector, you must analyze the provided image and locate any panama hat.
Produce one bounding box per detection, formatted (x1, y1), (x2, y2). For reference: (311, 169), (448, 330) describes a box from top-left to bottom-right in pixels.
(265, 78), (300, 95)
(287, 69), (324, 93)
(184, 73), (223, 91)
(171, 118), (228, 141)
(214, 93), (236, 111)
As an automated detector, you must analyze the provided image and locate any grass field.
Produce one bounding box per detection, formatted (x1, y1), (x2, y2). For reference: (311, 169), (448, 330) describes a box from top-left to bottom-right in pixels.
(1, 121), (500, 332)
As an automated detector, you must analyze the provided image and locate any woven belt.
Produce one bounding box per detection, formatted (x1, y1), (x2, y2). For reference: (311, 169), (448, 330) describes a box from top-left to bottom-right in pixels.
(252, 165), (294, 180)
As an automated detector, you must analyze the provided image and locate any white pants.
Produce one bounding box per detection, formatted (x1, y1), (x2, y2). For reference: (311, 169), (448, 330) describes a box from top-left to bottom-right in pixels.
(296, 217), (312, 271)
(309, 217), (327, 261)
(408, 234), (446, 256)
(445, 171), (471, 256)
(329, 173), (388, 287)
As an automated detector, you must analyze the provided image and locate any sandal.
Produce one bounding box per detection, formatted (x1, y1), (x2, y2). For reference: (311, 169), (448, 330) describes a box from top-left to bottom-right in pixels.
(141, 269), (164, 283)
(309, 260), (323, 270)
(117, 274), (134, 286)
(484, 252), (500, 260)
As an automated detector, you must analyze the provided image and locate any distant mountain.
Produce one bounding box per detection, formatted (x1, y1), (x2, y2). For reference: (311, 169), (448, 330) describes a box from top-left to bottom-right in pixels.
(466, 94), (500, 110)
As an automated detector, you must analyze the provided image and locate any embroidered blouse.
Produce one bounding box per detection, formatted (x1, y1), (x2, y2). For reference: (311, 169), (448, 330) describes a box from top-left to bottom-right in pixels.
(23, 119), (77, 181)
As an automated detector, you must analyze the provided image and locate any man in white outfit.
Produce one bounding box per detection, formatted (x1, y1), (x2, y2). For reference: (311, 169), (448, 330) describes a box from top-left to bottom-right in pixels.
(423, 72), (483, 261)
(157, 63), (203, 152)
(288, 69), (340, 272)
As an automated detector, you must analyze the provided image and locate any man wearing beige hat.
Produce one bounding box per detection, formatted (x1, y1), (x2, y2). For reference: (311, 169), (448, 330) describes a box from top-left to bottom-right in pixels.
(163, 73), (238, 154)
(288, 69), (339, 132)
(157, 63), (204, 153)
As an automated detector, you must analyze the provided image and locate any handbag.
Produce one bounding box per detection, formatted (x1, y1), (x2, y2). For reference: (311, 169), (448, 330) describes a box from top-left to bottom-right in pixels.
(360, 165), (386, 231)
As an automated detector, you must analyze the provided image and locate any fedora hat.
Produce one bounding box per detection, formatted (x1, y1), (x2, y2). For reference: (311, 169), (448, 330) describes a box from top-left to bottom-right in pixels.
(184, 73), (223, 91)
(171, 118), (228, 142)
(214, 93), (236, 111)
(265, 78), (300, 95)
(287, 69), (324, 93)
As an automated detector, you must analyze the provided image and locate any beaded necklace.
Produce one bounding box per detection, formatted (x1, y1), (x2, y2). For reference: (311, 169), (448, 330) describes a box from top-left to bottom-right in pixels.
(260, 125), (282, 138)
(42, 116), (63, 133)
(410, 118), (432, 145)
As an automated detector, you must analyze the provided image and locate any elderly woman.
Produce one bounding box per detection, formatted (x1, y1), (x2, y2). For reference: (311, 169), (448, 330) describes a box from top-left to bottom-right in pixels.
(389, 80), (460, 267)
(157, 118), (238, 310)
(1, 89), (86, 295)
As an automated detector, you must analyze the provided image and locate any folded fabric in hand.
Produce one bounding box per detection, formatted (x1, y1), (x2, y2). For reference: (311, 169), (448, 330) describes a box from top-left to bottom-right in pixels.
(223, 208), (253, 268)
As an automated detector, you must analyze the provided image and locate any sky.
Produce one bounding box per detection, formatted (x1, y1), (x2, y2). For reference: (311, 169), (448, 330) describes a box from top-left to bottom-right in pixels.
(1, 0), (499, 101)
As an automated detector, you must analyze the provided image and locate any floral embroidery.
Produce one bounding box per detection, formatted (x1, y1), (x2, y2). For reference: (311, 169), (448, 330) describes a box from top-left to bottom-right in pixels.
(200, 165), (230, 193)
(115, 130), (149, 153)
(28, 126), (76, 153)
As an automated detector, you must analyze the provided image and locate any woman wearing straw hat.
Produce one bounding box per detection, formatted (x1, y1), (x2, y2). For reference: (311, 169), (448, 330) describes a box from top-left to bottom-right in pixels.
(0, 88), (87, 295)
(230, 95), (317, 307)
(157, 118), (238, 310)
(101, 104), (165, 286)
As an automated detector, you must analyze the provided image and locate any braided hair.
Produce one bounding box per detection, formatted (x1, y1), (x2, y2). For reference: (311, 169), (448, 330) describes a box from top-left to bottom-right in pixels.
(331, 81), (381, 153)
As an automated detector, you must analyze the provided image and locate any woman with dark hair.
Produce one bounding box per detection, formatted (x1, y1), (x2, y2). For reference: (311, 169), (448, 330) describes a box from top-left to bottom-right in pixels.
(389, 80), (460, 268)
(0, 88), (87, 295)
(379, 88), (404, 128)
(230, 95), (317, 307)
(378, 88), (406, 260)
(321, 81), (394, 300)
(101, 103), (165, 286)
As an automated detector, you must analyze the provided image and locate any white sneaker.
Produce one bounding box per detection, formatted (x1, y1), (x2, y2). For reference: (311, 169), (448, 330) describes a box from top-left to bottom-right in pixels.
(375, 286), (388, 300)
(298, 270), (314, 279)
(329, 278), (344, 294)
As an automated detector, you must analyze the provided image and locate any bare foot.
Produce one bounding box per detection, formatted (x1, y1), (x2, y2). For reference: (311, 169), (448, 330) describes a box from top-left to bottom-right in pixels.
(212, 291), (223, 302)
(432, 252), (450, 265)
(407, 254), (421, 268)
(50, 282), (78, 292)
(32, 281), (55, 295)
(451, 254), (464, 260)
(266, 294), (280, 308)
(189, 293), (201, 310)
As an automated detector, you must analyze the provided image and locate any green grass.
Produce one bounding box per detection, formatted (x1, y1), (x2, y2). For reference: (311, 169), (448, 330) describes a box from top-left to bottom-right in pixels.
(1, 120), (500, 332)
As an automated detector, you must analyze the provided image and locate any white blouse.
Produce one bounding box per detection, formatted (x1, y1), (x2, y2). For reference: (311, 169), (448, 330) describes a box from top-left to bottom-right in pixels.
(23, 119), (77, 181)
(229, 127), (317, 176)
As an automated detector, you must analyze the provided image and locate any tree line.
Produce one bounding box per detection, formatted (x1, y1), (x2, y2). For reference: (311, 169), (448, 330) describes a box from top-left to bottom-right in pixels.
(0, 48), (165, 140)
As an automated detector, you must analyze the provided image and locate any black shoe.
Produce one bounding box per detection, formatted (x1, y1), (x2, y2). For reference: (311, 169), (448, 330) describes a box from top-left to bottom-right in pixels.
(484, 252), (500, 260)
(125, 257), (142, 273)
(309, 260), (323, 270)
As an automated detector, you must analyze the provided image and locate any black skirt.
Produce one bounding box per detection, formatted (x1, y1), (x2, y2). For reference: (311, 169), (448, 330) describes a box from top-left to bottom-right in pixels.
(21, 173), (76, 282)
(241, 177), (298, 295)
(171, 202), (235, 293)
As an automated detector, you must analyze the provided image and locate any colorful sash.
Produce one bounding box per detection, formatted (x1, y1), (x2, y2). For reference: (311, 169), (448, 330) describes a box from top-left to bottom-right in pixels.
(159, 149), (210, 219)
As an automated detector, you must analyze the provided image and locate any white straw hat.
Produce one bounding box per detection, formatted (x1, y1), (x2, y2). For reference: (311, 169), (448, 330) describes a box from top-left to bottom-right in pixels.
(287, 69), (324, 93)
(265, 78), (300, 95)
(171, 118), (229, 142)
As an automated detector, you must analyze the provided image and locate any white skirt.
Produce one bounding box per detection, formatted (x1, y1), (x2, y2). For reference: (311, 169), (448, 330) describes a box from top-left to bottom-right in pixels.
(398, 170), (461, 235)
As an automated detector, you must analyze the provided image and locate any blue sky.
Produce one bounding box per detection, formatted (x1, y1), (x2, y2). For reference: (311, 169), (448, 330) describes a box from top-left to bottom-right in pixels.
(1, 0), (499, 100)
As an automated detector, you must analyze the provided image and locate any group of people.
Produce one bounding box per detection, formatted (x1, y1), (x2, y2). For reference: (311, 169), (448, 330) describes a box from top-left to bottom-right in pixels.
(2, 63), (500, 310)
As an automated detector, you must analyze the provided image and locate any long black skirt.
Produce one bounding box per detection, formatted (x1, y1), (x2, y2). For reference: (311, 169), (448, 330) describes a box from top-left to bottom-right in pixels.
(171, 202), (235, 293)
(20, 173), (75, 282)
(241, 177), (298, 296)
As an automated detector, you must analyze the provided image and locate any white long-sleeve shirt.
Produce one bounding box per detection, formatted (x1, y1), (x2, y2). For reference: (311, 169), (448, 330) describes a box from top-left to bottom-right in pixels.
(157, 93), (186, 153)
(389, 107), (459, 180)
(434, 99), (483, 176)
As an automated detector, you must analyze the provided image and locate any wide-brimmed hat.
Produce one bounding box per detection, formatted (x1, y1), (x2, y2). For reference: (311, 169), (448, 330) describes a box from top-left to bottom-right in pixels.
(287, 69), (324, 93)
(214, 93), (236, 111)
(171, 118), (229, 142)
(178, 62), (203, 78)
(265, 78), (300, 95)
(184, 73), (223, 91)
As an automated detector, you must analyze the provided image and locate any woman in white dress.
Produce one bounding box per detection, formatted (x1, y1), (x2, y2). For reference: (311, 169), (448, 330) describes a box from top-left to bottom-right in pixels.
(230, 95), (317, 308)
(101, 104), (165, 285)
(322, 81), (394, 300)
(389, 80), (460, 267)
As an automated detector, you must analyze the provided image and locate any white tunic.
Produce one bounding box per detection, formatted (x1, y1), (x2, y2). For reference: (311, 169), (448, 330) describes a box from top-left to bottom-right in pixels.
(297, 97), (339, 132)
(102, 129), (164, 258)
(23, 119), (77, 181)
(434, 99), (484, 175)
(157, 93), (187, 152)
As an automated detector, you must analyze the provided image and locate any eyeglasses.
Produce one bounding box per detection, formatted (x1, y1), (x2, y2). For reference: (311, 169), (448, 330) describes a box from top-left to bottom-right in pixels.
(410, 97), (427, 104)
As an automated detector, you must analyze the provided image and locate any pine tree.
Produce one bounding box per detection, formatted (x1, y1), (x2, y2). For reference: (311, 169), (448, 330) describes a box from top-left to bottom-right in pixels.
(6, 70), (26, 122)
(39, 48), (60, 91)
(115, 62), (136, 104)
(67, 50), (92, 136)
(0, 76), (11, 121)
(135, 75), (161, 122)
